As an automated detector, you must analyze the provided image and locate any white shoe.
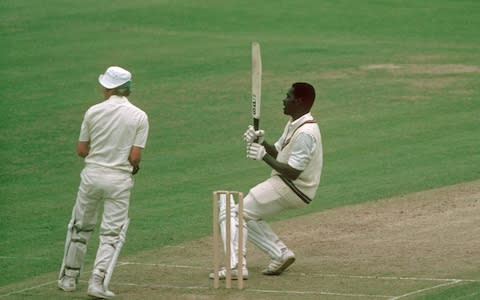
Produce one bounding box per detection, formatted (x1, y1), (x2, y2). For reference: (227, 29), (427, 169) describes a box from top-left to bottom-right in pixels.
(262, 249), (295, 275)
(58, 275), (77, 292)
(209, 267), (249, 280)
(88, 285), (115, 299)
(88, 274), (115, 299)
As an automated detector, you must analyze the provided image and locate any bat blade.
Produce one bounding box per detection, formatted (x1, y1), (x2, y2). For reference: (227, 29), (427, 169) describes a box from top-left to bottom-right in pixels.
(251, 42), (262, 131)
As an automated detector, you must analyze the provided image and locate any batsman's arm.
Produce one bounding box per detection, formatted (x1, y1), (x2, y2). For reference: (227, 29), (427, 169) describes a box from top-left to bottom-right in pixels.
(263, 132), (316, 181)
(260, 140), (278, 158)
(256, 140), (301, 180)
(246, 141), (300, 180)
(262, 153), (302, 180)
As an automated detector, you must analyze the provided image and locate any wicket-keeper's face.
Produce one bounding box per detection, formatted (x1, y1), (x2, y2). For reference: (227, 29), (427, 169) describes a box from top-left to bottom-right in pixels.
(283, 87), (297, 115)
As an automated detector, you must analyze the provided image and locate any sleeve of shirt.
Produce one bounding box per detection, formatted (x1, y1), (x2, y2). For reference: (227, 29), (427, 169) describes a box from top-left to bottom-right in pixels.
(287, 132), (317, 171)
(133, 113), (149, 148)
(78, 111), (90, 142)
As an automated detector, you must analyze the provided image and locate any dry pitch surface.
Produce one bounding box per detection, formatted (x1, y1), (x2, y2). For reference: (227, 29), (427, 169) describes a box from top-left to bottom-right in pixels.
(2, 180), (480, 299)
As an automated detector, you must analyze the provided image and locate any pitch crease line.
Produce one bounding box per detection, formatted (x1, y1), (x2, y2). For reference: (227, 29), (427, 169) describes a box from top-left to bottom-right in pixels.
(118, 261), (206, 269)
(247, 288), (391, 298)
(289, 272), (471, 283)
(118, 263), (478, 284)
(115, 281), (392, 298)
(0, 280), (57, 298)
(389, 280), (463, 300)
(116, 281), (210, 290)
(0, 265), (98, 298)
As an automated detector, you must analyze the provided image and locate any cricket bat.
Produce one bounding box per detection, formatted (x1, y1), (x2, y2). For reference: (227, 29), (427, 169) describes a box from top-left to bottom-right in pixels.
(251, 42), (262, 132)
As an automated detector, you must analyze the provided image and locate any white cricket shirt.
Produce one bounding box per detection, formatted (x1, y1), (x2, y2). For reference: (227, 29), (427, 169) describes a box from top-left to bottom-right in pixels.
(272, 113), (323, 200)
(79, 95), (149, 172)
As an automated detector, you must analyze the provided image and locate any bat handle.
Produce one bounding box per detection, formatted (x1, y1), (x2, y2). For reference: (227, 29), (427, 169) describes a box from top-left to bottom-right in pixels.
(253, 118), (260, 131)
(253, 118), (260, 143)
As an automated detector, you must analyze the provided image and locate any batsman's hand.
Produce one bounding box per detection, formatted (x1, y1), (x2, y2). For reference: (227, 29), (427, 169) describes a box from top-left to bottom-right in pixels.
(246, 143), (266, 160)
(243, 125), (264, 143)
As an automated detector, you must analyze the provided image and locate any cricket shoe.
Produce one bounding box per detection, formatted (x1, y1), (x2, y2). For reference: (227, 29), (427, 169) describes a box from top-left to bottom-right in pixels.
(262, 249), (295, 275)
(209, 267), (249, 280)
(58, 268), (79, 292)
(87, 274), (115, 299)
(58, 275), (77, 292)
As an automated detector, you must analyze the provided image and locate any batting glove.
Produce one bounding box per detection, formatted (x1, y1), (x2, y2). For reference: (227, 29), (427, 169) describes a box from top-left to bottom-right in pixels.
(243, 125), (265, 144)
(246, 143), (266, 160)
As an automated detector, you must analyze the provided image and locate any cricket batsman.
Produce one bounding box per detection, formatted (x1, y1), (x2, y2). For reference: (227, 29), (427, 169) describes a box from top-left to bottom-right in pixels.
(211, 82), (323, 279)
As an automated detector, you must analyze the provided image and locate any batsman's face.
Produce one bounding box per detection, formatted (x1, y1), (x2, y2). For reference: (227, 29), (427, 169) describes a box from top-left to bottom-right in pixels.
(283, 87), (296, 115)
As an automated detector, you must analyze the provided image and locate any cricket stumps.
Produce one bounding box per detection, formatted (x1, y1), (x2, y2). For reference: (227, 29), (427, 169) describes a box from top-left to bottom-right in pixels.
(212, 190), (244, 289)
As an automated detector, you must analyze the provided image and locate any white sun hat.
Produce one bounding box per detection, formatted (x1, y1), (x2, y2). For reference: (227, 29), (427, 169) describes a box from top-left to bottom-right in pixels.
(98, 66), (131, 89)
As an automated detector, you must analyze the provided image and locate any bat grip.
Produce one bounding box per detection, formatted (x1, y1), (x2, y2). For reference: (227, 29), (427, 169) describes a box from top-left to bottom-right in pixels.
(253, 118), (260, 131)
(253, 118), (260, 143)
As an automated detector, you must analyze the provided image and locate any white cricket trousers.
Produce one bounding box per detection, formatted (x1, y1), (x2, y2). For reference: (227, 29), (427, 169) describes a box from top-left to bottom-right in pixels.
(245, 175), (307, 220)
(219, 175), (308, 267)
(65, 165), (133, 275)
(243, 175), (307, 260)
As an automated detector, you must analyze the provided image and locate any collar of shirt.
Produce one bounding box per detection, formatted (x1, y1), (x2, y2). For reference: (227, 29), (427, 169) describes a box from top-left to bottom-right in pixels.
(107, 95), (129, 104)
(288, 112), (314, 131)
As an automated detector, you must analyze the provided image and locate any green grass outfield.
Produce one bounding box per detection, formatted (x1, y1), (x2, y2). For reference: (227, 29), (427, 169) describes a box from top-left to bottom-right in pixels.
(1, 0), (480, 298)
